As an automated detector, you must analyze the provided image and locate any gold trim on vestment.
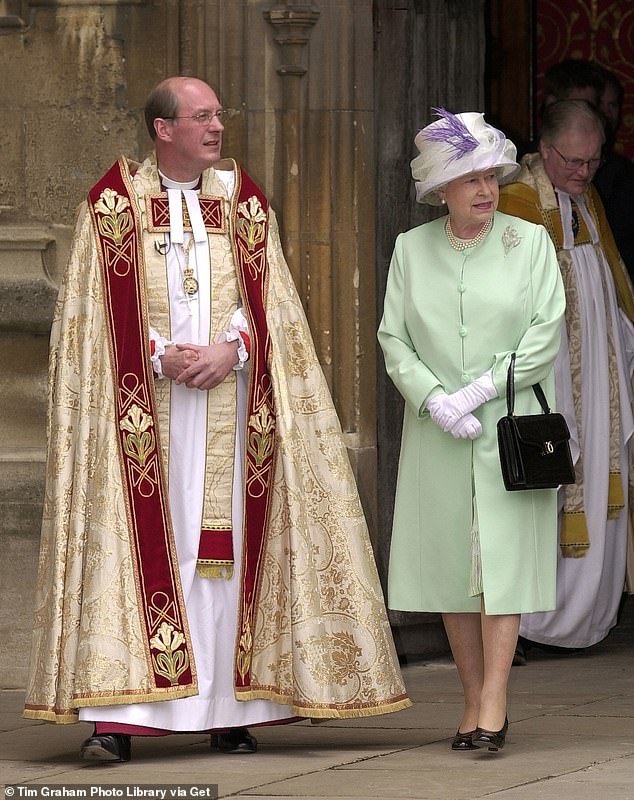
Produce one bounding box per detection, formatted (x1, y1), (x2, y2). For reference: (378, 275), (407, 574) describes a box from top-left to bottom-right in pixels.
(499, 156), (633, 559)
(196, 562), (235, 579)
(541, 207), (594, 250)
(145, 193), (226, 233)
(560, 471), (624, 551)
(24, 682), (199, 723)
(23, 709), (79, 724)
(560, 512), (590, 557)
(234, 689), (412, 718)
(608, 471), (625, 518)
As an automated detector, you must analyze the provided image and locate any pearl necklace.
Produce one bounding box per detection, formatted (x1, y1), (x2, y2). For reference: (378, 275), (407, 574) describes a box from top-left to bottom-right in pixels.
(445, 217), (493, 251)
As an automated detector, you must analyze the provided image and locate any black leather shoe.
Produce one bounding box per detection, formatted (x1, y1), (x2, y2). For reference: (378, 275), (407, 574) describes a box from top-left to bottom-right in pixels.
(80, 733), (131, 762)
(473, 716), (508, 752)
(212, 726), (257, 754)
(451, 729), (479, 751)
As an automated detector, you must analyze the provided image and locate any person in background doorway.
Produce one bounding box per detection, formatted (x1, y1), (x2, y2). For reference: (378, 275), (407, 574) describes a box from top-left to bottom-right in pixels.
(499, 99), (634, 655)
(593, 66), (634, 281)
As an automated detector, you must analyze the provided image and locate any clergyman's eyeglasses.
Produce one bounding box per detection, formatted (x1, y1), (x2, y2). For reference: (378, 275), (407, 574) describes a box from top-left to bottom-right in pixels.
(550, 143), (603, 172)
(164, 110), (226, 125)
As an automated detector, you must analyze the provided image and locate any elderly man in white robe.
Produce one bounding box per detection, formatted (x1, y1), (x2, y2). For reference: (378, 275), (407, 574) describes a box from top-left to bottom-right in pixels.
(499, 98), (634, 651)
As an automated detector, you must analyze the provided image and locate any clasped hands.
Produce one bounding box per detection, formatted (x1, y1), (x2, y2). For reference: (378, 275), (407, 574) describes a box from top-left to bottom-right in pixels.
(160, 340), (240, 390)
(426, 372), (497, 440)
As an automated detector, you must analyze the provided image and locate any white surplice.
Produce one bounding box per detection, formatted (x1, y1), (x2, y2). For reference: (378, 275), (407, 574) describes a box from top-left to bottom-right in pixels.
(520, 192), (634, 648)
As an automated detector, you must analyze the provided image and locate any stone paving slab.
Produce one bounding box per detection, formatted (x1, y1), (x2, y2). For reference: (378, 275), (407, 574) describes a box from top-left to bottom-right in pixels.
(247, 745), (634, 799)
(510, 713), (634, 736)
(2, 597), (633, 799)
(491, 753), (634, 799)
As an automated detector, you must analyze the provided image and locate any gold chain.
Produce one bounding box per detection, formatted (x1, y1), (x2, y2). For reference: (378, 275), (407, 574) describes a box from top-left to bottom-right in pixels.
(181, 235), (199, 296)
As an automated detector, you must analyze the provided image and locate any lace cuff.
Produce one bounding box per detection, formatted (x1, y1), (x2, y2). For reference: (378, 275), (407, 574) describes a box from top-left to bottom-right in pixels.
(218, 329), (249, 371)
(217, 308), (250, 371)
(150, 335), (174, 379)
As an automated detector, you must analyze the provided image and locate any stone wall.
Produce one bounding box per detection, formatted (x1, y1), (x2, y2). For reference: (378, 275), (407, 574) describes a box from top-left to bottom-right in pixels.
(0, 0), (487, 685)
(0, 0), (380, 687)
(374, 0), (486, 657)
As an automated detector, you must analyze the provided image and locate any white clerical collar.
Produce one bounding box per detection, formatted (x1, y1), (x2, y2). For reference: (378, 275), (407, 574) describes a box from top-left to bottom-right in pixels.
(159, 170), (200, 191)
(158, 170), (206, 244)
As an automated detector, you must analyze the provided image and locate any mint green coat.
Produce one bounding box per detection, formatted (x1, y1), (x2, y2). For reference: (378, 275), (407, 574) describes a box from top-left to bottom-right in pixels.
(378, 212), (565, 614)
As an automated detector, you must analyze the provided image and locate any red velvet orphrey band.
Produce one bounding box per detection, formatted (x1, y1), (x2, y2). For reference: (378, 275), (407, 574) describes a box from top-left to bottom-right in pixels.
(228, 167), (276, 689)
(88, 158), (277, 695)
(88, 159), (195, 691)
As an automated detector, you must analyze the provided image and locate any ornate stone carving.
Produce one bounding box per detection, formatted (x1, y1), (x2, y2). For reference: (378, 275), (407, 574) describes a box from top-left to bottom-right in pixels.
(0, 226), (57, 333)
(265, 1), (320, 76)
(0, 0), (26, 27)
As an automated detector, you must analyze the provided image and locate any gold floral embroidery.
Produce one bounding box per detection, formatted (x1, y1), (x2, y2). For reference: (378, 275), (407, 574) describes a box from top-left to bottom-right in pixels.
(237, 619), (253, 679)
(94, 188), (133, 246)
(236, 195), (267, 252)
(297, 632), (363, 687)
(247, 404), (276, 498)
(282, 320), (311, 378)
(315, 428), (349, 480)
(149, 622), (189, 685)
(267, 651), (293, 688)
(119, 403), (158, 497)
(119, 404), (155, 468)
(248, 404), (275, 467)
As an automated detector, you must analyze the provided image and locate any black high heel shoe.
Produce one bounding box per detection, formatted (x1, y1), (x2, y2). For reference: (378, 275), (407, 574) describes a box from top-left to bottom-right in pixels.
(451, 728), (479, 751)
(472, 716), (508, 752)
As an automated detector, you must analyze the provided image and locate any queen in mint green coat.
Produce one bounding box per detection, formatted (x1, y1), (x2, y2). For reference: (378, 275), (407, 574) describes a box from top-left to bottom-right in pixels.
(379, 210), (565, 615)
(381, 108), (566, 749)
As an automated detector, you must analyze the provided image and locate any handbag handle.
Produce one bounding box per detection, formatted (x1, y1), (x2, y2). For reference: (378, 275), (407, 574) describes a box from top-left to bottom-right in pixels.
(506, 352), (551, 416)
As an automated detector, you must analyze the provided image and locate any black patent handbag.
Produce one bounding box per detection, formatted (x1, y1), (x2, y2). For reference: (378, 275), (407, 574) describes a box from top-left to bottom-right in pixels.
(496, 353), (576, 491)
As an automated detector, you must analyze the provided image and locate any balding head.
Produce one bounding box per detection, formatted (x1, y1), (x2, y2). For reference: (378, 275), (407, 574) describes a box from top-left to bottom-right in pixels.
(144, 77), (218, 140)
(539, 100), (605, 195)
(540, 99), (605, 147)
(144, 76), (224, 181)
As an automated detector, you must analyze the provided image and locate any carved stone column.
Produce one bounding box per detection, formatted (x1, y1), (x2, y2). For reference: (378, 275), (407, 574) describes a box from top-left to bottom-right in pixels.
(265, 1), (379, 541)
(0, 1), (26, 27)
(0, 225), (57, 687)
(265, 1), (320, 294)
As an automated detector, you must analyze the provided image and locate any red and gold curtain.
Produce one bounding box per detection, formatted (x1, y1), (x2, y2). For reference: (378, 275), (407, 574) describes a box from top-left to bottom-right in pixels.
(537, 1), (634, 158)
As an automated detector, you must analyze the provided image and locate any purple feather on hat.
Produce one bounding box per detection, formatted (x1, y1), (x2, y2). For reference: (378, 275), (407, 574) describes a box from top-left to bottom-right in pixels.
(424, 107), (479, 163)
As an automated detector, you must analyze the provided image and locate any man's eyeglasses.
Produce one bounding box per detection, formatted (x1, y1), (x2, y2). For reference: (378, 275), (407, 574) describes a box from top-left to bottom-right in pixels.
(550, 143), (603, 172)
(165, 110), (226, 125)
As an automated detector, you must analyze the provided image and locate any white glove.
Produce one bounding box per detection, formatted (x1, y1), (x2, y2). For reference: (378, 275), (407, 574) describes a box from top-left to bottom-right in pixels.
(426, 371), (497, 432)
(449, 413), (482, 439)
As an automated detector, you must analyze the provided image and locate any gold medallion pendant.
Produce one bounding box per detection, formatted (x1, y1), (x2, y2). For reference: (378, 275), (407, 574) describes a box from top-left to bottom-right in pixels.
(181, 237), (199, 296)
(183, 270), (199, 296)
